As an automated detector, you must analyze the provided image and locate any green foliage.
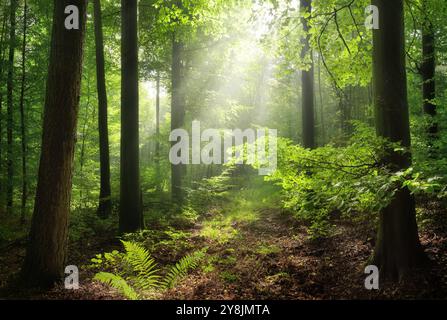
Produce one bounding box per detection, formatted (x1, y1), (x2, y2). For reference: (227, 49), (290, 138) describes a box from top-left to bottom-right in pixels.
(268, 124), (396, 238)
(121, 241), (161, 290)
(162, 249), (207, 289)
(93, 272), (140, 300)
(93, 241), (207, 299)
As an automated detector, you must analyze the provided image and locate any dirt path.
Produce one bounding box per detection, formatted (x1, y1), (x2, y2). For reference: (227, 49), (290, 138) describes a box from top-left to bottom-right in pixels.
(162, 205), (375, 300)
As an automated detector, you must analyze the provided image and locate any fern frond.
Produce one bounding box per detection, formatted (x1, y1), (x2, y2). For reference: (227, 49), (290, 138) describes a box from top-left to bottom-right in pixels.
(121, 240), (161, 289)
(94, 272), (139, 300)
(162, 249), (206, 289)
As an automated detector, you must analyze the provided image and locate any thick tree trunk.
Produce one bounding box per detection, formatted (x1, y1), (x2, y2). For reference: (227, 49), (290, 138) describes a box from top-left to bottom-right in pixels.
(371, 0), (425, 281)
(171, 35), (185, 204)
(300, 0), (315, 149)
(120, 0), (142, 233)
(19, 0), (28, 224)
(94, 0), (112, 219)
(21, 0), (87, 288)
(6, 0), (17, 215)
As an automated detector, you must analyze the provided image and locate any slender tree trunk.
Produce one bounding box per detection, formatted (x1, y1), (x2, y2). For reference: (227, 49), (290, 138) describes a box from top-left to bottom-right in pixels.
(300, 0), (315, 149)
(6, 0), (18, 215)
(120, 0), (142, 233)
(155, 71), (161, 190)
(94, 0), (112, 218)
(317, 54), (325, 145)
(0, 6), (7, 203)
(371, 0), (425, 281)
(19, 0), (28, 224)
(21, 0), (87, 288)
(171, 35), (185, 204)
(78, 71), (93, 205)
(420, 7), (437, 143)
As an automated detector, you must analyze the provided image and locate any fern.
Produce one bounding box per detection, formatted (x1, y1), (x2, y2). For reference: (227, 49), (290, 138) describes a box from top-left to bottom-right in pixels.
(121, 240), (161, 289)
(94, 272), (140, 300)
(162, 249), (207, 289)
(94, 242), (207, 298)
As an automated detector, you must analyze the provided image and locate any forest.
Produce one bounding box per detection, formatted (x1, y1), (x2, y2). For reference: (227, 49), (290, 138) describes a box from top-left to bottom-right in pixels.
(0, 0), (446, 301)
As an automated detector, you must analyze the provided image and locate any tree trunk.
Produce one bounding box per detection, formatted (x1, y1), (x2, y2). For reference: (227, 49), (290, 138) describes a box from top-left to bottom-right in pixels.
(171, 35), (185, 204)
(317, 54), (325, 145)
(94, 0), (112, 219)
(6, 0), (18, 215)
(300, 0), (315, 149)
(19, 0), (28, 224)
(0, 6), (7, 203)
(155, 71), (161, 190)
(21, 0), (87, 288)
(120, 0), (142, 233)
(420, 6), (437, 142)
(371, 0), (425, 281)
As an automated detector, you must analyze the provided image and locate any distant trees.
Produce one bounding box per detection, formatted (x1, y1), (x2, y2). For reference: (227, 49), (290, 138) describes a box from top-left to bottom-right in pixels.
(120, 0), (142, 233)
(93, 0), (112, 219)
(21, 0), (88, 287)
(371, 0), (426, 280)
(420, 0), (437, 142)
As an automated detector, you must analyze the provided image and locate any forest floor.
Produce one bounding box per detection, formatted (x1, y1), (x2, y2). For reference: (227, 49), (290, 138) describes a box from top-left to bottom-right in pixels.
(1, 178), (447, 300)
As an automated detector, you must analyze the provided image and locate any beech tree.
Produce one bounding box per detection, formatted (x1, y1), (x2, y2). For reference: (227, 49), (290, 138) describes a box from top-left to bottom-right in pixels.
(21, 0), (88, 287)
(300, 0), (315, 149)
(371, 0), (426, 280)
(120, 0), (142, 233)
(93, 0), (112, 219)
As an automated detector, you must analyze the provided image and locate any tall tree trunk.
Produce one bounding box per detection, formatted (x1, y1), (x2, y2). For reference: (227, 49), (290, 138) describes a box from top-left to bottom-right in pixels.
(94, 0), (112, 219)
(171, 35), (185, 204)
(300, 0), (315, 149)
(19, 0), (28, 224)
(317, 54), (325, 145)
(420, 4), (437, 143)
(371, 0), (425, 281)
(0, 6), (7, 202)
(21, 0), (87, 288)
(155, 70), (161, 190)
(6, 0), (18, 215)
(120, 0), (142, 233)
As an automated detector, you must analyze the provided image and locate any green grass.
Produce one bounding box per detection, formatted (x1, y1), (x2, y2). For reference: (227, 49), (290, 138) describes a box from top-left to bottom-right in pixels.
(256, 243), (281, 256)
(200, 177), (280, 244)
(220, 271), (239, 283)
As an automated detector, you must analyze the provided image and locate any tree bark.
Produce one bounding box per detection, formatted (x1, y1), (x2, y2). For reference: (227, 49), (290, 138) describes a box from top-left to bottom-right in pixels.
(120, 0), (142, 233)
(371, 0), (425, 281)
(300, 0), (315, 149)
(171, 35), (185, 205)
(19, 0), (28, 224)
(21, 0), (87, 288)
(94, 0), (112, 219)
(317, 54), (325, 145)
(6, 0), (18, 215)
(0, 6), (7, 202)
(155, 70), (161, 190)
